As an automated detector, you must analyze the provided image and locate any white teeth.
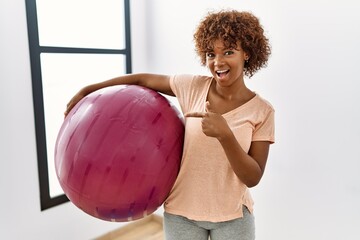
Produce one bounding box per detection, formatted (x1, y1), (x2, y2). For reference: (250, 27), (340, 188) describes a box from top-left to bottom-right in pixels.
(216, 70), (228, 73)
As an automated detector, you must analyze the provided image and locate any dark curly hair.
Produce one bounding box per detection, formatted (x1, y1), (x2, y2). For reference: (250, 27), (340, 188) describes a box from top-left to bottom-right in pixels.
(194, 10), (271, 77)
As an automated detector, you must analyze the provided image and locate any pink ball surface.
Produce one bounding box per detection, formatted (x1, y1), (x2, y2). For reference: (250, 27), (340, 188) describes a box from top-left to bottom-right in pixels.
(55, 85), (184, 222)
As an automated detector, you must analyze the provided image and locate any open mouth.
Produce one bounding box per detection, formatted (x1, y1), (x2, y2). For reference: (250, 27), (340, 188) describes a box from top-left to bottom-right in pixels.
(216, 69), (229, 78)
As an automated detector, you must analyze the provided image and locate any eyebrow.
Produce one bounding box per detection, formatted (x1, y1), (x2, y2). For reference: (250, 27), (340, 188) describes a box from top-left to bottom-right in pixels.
(206, 47), (237, 52)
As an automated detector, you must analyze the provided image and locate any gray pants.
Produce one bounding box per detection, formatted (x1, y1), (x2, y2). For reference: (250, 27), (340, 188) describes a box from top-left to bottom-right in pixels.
(163, 206), (255, 240)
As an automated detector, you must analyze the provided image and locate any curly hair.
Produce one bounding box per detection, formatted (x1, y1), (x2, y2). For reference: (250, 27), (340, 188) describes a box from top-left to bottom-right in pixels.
(194, 10), (271, 77)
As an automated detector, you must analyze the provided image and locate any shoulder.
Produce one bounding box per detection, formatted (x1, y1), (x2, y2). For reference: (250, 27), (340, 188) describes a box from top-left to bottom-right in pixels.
(170, 74), (212, 91)
(171, 74), (212, 84)
(254, 94), (275, 113)
(247, 94), (275, 124)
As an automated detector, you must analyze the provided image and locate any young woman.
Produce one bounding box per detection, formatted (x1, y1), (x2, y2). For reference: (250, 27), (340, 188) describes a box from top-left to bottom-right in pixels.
(65, 10), (274, 240)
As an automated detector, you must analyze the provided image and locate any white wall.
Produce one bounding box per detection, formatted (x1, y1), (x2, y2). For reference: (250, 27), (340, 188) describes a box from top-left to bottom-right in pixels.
(1, 0), (360, 239)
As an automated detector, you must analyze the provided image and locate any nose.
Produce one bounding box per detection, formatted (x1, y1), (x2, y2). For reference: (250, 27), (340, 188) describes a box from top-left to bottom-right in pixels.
(214, 55), (225, 66)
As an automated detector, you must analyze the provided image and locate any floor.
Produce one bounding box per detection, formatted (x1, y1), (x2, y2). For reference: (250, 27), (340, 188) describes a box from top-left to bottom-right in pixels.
(95, 214), (164, 240)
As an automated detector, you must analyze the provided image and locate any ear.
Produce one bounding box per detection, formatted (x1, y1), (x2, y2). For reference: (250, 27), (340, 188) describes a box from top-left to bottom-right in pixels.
(244, 52), (250, 61)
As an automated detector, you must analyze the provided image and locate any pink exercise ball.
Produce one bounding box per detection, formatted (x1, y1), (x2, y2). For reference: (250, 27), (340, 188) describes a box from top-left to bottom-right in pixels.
(55, 85), (184, 222)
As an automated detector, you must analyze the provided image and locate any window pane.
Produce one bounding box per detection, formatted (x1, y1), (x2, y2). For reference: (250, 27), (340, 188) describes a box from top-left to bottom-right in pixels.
(40, 53), (126, 197)
(36, 0), (125, 49)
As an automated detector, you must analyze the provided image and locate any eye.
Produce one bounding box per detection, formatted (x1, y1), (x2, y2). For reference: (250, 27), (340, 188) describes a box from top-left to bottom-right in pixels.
(206, 52), (215, 58)
(224, 50), (234, 56)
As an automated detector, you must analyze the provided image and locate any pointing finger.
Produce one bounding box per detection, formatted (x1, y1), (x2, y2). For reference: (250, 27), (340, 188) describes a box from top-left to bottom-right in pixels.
(184, 112), (206, 118)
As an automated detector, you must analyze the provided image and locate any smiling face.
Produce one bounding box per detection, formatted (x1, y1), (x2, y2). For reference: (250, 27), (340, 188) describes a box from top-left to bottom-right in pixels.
(206, 39), (249, 87)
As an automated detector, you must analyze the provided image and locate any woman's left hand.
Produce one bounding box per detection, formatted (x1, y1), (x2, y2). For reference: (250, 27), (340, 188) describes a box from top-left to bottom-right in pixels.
(185, 101), (232, 140)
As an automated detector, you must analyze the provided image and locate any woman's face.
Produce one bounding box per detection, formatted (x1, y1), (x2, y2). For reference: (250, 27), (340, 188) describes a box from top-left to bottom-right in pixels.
(206, 39), (248, 87)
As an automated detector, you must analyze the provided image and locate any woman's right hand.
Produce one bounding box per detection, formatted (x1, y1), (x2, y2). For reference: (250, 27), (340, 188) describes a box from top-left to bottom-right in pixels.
(64, 89), (88, 117)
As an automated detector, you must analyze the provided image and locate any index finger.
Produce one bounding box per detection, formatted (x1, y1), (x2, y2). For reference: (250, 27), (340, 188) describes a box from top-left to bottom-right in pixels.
(184, 112), (206, 118)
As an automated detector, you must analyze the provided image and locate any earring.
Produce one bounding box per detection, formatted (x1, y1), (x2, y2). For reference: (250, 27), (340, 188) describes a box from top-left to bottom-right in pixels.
(244, 59), (249, 71)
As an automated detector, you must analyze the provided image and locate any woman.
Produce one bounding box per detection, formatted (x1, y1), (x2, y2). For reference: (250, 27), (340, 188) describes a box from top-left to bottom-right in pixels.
(65, 10), (274, 240)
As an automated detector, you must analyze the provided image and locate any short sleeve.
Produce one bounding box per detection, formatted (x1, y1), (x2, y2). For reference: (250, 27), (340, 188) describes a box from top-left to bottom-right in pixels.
(252, 109), (275, 143)
(169, 74), (212, 115)
(169, 74), (193, 98)
(169, 74), (194, 115)
(169, 75), (179, 97)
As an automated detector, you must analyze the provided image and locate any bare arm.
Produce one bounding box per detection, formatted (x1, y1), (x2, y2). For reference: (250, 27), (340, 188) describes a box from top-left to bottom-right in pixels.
(218, 133), (270, 188)
(65, 73), (172, 116)
(185, 101), (270, 187)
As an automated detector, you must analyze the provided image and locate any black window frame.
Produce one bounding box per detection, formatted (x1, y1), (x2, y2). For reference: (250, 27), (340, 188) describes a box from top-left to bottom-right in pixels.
(25, 0), (132, 210)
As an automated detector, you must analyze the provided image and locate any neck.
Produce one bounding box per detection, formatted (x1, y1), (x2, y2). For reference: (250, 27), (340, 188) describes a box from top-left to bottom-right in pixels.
(212, 77), (250, 101)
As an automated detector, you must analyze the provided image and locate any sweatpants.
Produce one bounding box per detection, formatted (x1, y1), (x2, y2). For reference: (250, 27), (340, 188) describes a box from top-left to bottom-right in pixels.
(163, 206), (255, 240)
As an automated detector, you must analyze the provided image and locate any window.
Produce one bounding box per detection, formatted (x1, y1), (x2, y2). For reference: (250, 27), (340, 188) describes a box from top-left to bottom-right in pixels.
(25, 0), (132, 210)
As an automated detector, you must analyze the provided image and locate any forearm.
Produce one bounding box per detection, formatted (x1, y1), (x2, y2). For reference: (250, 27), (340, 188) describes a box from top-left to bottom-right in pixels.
(218, 132), (263, 188)
(65, 73), (173, 116)
(81, 73), (173, 96)
(81, 74), (139, 95)
(185, 102), (270, 187)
